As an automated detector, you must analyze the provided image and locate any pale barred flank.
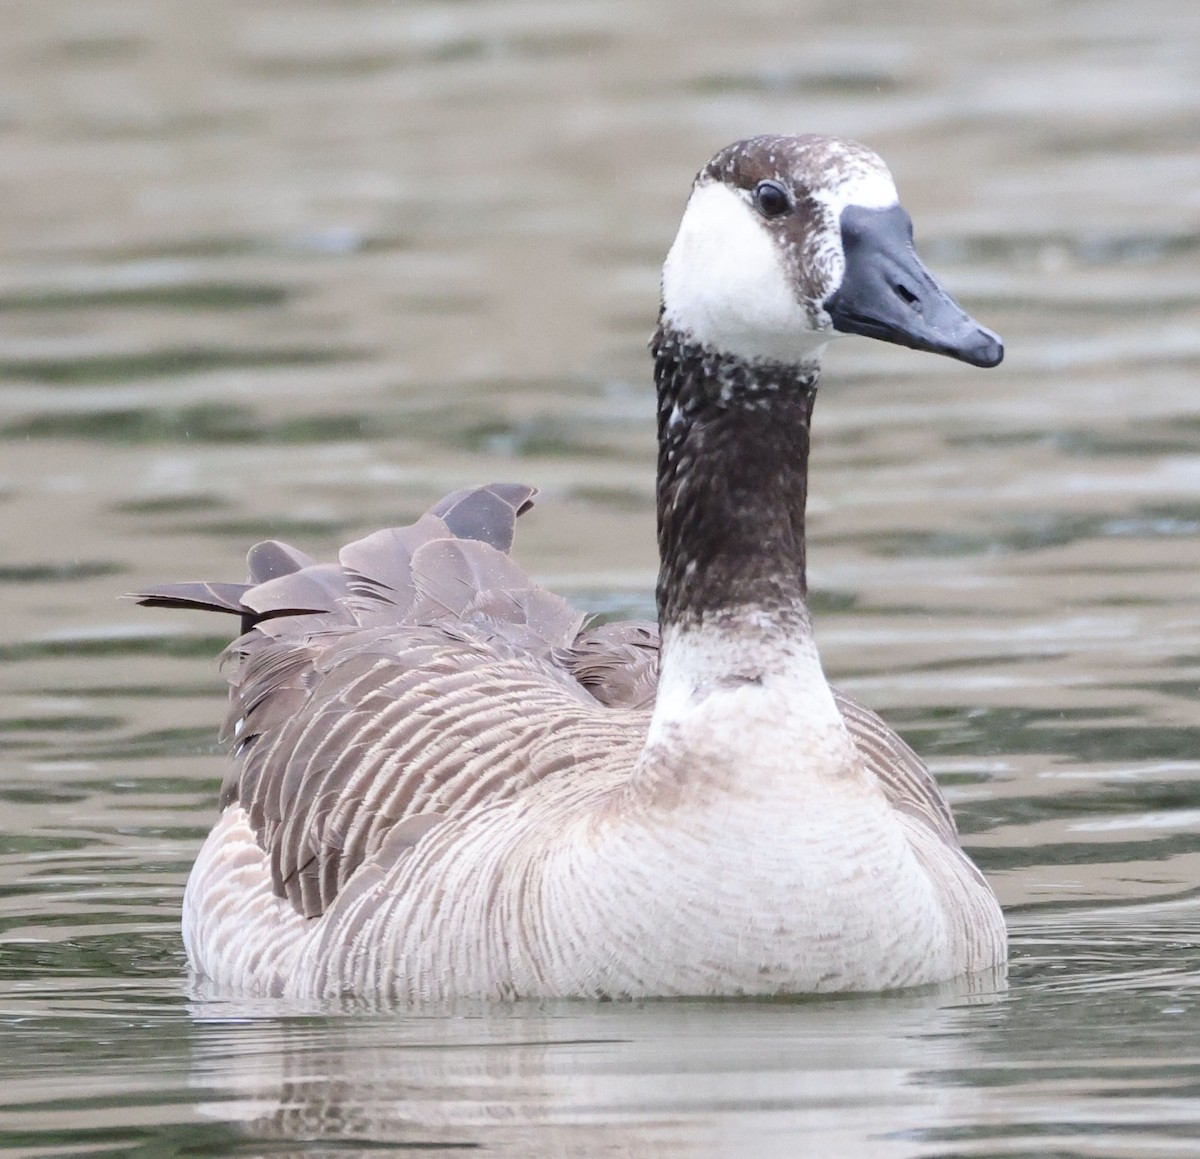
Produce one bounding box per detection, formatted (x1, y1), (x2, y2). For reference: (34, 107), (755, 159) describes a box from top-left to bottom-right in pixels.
(188, 699), (986, 999)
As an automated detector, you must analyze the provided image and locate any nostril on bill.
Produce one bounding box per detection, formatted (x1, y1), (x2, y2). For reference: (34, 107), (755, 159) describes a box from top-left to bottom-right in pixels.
(893, 282), (920, 310)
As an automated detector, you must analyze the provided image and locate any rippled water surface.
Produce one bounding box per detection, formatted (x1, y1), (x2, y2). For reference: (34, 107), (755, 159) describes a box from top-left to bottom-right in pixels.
(3, 1), (1200, 1155)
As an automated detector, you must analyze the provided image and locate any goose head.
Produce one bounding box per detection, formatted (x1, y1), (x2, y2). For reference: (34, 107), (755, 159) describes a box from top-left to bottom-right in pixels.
(661, 134), (1003, 369)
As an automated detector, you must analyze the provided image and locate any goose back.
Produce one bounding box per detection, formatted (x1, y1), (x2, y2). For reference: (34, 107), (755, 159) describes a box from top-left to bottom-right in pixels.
(138, 483), (971, 925)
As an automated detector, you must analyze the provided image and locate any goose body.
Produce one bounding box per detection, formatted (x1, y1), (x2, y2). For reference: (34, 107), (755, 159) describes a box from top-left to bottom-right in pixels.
(140, 134), (1007, 999)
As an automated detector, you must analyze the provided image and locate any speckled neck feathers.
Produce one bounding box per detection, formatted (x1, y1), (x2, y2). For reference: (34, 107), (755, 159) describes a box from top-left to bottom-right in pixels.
(652, 324), (819, 634)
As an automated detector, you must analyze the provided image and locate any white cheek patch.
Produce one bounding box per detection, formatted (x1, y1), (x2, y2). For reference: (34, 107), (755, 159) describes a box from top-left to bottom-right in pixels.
(661, 182), (829, 366)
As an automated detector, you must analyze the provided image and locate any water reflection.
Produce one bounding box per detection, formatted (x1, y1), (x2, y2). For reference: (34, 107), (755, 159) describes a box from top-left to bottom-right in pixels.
(184, 990), (1008, 1159)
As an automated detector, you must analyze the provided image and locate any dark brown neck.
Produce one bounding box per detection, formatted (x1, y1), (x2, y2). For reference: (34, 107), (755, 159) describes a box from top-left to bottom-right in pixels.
(652, 325), (820, 634)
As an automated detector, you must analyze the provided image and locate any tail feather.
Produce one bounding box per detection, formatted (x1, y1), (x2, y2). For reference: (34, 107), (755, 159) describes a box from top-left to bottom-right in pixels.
(133, 484), (569, 656)
(427, 483), (537, 552)
(133, 581), (252, 617)
(337, 516), (444, 607)
(239, 564), (351, 619)
(247, 540), (317, 584)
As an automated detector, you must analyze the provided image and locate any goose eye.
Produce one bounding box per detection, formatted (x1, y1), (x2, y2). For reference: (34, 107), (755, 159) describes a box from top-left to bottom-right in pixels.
(752, 180), (792, 218)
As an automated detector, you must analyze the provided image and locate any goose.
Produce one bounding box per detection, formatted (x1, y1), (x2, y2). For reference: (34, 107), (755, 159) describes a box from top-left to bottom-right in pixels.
(137, 134), (1007, 1000)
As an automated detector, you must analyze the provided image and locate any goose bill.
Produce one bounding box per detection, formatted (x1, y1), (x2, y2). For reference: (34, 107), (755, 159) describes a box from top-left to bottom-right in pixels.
(823, 204), (1003, 368)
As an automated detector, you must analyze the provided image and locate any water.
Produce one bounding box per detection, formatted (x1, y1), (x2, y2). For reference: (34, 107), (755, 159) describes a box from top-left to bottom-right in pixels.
(3, 0), (1200, 1153)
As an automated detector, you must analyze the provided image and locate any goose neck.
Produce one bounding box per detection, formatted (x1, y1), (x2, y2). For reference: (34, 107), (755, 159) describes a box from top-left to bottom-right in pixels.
(651, 325), (820, 638)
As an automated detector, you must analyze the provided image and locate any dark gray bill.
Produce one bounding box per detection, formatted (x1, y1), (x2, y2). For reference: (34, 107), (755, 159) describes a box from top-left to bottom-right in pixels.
(823, 204), (1003, 368)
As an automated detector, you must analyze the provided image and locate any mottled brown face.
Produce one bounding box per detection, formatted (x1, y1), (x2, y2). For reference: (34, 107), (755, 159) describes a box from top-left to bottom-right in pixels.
(700, 134), (896, 308)
(661, 134), (1003, 369)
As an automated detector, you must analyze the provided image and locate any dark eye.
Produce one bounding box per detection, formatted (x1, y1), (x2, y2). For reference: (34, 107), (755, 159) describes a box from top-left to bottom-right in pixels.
(752, 180), (792, 218)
